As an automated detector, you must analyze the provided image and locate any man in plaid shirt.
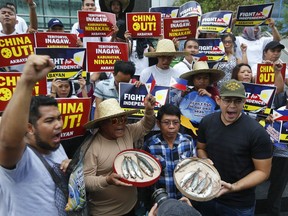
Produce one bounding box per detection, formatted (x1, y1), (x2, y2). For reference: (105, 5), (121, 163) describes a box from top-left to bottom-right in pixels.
(144, 104), (195, 199)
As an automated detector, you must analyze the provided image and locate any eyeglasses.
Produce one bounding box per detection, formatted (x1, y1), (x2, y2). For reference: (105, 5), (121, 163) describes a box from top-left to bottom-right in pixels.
(223, 40), (233, 44)
(160, 120), (180, 126)
(221, 98), (244, 106)
(110, 116), (127, 125)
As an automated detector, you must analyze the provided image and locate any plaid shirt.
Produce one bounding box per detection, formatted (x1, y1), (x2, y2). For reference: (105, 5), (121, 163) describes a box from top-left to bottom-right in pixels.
(144, 133), (195, 199)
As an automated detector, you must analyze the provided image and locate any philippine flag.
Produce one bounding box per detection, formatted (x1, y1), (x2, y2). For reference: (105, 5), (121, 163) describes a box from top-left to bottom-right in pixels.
(193, 53), (208, 62)
(170, 77), (188, 91)
(77, 29), (84, 38)
(145, 73), (156, 93)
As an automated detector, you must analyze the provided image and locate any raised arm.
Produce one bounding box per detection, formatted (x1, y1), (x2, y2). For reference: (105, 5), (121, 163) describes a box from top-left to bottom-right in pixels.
(268, 18), (281, 42)
(26, 0), (38, 31)
(0, 55), (54, 168)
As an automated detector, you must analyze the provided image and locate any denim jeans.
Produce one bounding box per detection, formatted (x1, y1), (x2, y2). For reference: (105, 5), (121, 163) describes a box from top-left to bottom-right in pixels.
(198, 200), (255, 216)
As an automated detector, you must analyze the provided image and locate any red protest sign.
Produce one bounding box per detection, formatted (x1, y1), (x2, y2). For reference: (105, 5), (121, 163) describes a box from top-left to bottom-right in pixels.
(0, 72), (47, 111)
(78, 11), (116, 37)
(86, 42), (129, 72)
(256, 63), (286, 85)
(164, 16), (198, 40)
(0, 33), (35, 67)
(57, 98), (91, 140)
(126, 12), (162, 38)
(35, 32), (78, 48)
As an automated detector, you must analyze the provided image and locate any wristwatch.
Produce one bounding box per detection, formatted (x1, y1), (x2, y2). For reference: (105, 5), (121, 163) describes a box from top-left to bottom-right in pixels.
(29, 2), (37, 9)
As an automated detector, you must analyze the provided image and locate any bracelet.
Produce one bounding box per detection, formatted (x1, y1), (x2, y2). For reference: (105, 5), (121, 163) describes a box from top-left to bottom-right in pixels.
(29, 2), (37, 9)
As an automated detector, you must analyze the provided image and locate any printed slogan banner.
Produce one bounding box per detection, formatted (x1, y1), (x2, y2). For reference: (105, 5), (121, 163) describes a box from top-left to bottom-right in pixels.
(119, 83), (169, 116)
(198, 11), (233, 33)
(163, 16), (198, 40)
(255, 63), (286, 85)
(35, 32), (78, 48)
(0, 33), (35, 67)
(35, 48), (86, 80)
(78, 11), (116, 37)
(265, 120), (281, 143)
(57, 98), (91, 140)
(0, 72), (47, 111)
(177, 1), (202, 20)
(178, 91), (217, 124)
(235, 3), (274, 26)
(243, 82), (276, 115)
(149, 7), (179, 18)
(197, 38), (226, 62)
(86, 42), (128, 72)
(126, 12), (162, 38)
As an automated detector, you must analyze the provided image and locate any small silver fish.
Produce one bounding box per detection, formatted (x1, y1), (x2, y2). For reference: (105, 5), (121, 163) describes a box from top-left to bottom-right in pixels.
(130, 157), (143, 179)
(199, 176), (212, 194)
(180, 172), (195, 188)
(137, 158), (153, 177)
(174, 158), (193, 172)
(135, 153), (154, 174)
(121, 156), (129, 179)
(126, 157), (137, 179)
(190, 168), (201, 192)
(194, 173), (209, 194)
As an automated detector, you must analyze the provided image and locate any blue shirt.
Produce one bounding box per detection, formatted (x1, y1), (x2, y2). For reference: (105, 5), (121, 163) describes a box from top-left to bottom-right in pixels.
(94, 77), (118, 100)
(144, 133), (195, 199)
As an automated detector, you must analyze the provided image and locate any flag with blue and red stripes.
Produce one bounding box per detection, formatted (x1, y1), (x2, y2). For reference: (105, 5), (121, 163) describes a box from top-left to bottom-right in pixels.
(77, 29), (84, 38)
(192, 53), (208, 62)
(170, 77), (188, 91)
(145, 73), (156, 93)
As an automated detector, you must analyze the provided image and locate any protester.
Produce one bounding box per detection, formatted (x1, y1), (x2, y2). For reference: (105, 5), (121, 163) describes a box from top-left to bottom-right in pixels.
(83, 95), (156, 215)
(93, 60), (136, 119)
(196, 79), (273, 216)
(231, 63), (253, 83)
(144, 104), (195, 199)
(235, 18), (281, 70)
(148, 197), (202, 216)
(213, 33), (248, 89)
(173, 39), (200, 74)
(140, 39), (189, 86)
(180, 61), (224, 102)
(47, 18), (64, 32)
(0, 54), (74, 215)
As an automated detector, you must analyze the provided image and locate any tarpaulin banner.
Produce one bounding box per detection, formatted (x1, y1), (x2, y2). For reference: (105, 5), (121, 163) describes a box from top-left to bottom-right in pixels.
(235, 3), (274, 26)
(119, 83), (169, 116)
(243, 82), (276, 115)
(126, 12), (162, 38)
(0, 33), (35, 67)
(35, 32), (78, 48)
(0, 72), (47, 111)
(197, 38), (226, 62)
(198, 11), (233, 33)
(149, 6), (179, 18)
(177, 1), (202, 20)
(255, 63), (286, 85)
(57, 98), (91, 140)
(35, 48), (86, 80)
(86, 42), (128, 72)
(78, 11), (116, 37)
(163, 16), (198, 40)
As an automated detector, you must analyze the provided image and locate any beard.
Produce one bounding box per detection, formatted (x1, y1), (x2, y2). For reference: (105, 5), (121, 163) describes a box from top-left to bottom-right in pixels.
(34, 130), (60, 152)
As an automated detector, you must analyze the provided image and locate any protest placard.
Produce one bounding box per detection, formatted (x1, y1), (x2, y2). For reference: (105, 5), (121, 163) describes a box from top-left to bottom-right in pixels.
(0, 72), (47, 111)
(255, 63), (286, 85)
(197, 38), (226, 62)
(177, 1), (202, 20)
(35, 32), (78, 48)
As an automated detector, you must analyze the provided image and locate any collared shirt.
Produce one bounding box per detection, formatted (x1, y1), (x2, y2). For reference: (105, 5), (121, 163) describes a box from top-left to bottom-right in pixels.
(93, 76), (118, 100)
(144, 133), (195, 199)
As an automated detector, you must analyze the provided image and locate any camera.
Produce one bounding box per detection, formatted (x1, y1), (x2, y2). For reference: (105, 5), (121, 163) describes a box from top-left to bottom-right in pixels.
(151, 188), (168, 207)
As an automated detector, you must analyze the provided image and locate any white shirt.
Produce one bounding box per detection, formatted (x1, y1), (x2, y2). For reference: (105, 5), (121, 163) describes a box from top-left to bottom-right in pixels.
(0, 15), (27, 33)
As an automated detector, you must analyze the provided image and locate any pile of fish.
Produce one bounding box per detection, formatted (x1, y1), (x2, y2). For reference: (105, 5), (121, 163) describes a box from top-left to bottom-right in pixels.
(121, 153), (154, 180)
(179, 168), (213, 196)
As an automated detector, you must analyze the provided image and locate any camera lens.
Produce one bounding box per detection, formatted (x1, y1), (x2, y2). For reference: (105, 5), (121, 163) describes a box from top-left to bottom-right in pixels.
(151, 188), (168, 207)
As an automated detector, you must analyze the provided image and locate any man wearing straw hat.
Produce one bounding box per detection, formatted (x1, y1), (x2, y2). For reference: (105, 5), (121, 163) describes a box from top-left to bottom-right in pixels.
(140, 39), (189, 87)
(83, 95), (156, 216)
(196, 79), (272, 216)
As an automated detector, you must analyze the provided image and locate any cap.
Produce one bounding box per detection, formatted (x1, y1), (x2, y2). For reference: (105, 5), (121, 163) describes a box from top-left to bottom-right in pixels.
(158, 199), (202, 216)
(220, 79), (246, 98)
(264, 41), (285, 52)
(48, 18), (64, 29)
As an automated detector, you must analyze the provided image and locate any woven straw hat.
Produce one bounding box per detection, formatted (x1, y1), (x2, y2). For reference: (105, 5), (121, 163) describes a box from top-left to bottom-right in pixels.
(180, 61), (225, 85)
(104, 0), (130, 12)
(84, 98), (137, 129)
(145, 39), (189, 58)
